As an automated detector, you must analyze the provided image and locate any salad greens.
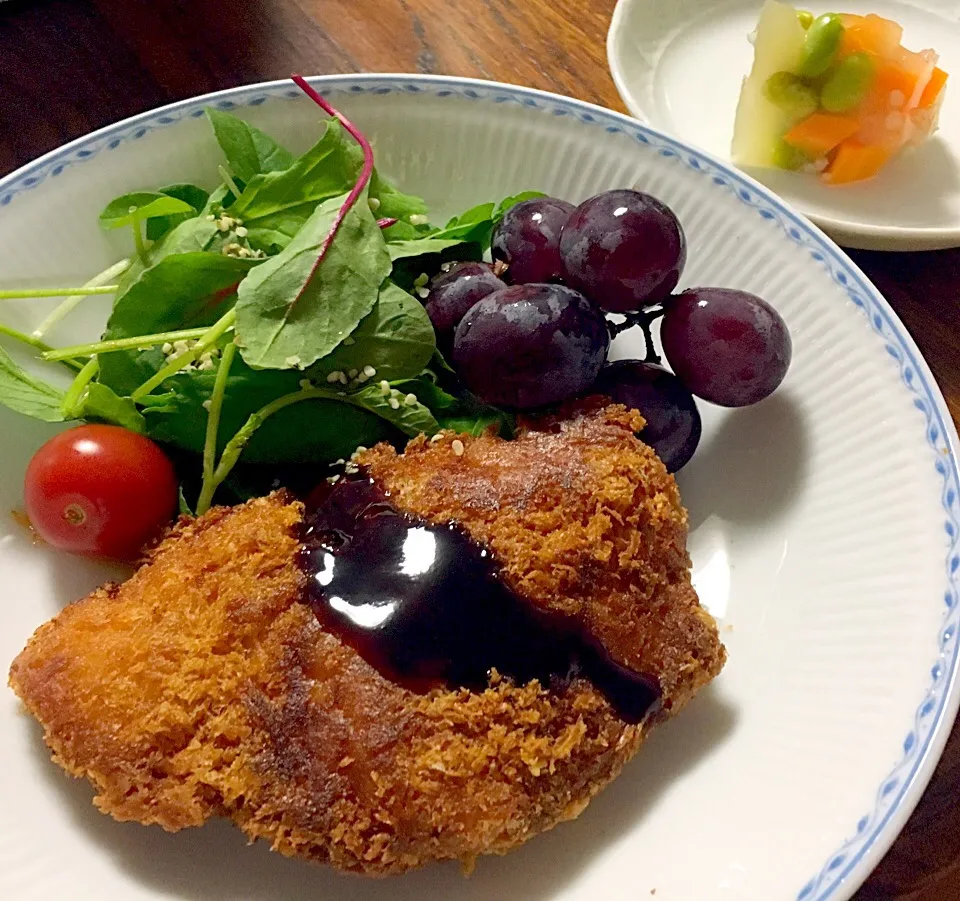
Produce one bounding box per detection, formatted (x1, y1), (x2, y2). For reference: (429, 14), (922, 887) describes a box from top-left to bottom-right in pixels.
(0, 80), (538, 513)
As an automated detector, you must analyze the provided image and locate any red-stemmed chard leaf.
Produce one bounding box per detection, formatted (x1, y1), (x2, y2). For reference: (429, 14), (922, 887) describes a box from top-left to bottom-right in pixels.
(232, 77), (391, 370)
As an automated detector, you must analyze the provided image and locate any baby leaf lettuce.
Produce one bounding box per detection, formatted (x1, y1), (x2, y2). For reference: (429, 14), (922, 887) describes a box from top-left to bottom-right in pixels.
(205, 108), (295, 183)
(0, 346), (66, 422)
(228, 119), (363, 245)
(235, 189), (391, 370)
(146, 184), (211, 241)
(99, 192), (195, 231)
(310, 280), (435, 382)
(105, 253), (257, 339)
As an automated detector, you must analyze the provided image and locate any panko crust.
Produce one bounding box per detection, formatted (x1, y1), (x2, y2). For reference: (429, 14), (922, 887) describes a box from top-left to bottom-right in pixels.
(9, 402), (724, 875)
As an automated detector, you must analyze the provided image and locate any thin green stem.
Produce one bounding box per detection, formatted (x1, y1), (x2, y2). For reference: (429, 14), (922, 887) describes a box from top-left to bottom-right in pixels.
(218, 165), (242, 200)
(61, 358), (99, 419)
(196, 341), (238, 516)
(132, 220), (148, 262)
(42, 326), (212, 362)
(131, 310), (236, 401)
(0, 323), (84, 372)
(33, 258), (130, 339)
(0, 286), (117, 300)
(207, 388), (316, 496)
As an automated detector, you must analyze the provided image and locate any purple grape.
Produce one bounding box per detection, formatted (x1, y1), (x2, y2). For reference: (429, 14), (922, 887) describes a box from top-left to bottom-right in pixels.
(452, 284), (609, 410)
(559, 189), (686, 313)
(424, 262), (506, 351)
(661, 288), (791, 407)
(593, 361), (701, 472)
(491, 197), (575, 284)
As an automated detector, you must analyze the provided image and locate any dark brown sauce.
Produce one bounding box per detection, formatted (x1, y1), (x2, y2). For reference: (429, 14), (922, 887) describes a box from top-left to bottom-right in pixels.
(299, 474), (662, 723)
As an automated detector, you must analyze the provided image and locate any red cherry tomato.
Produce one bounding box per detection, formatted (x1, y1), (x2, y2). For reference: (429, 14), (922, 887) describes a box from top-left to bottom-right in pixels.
(24, 425), (178, 560)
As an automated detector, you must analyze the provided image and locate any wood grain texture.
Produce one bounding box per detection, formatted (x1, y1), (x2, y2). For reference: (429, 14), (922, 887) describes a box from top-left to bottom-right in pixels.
(1, 0), (959, 896)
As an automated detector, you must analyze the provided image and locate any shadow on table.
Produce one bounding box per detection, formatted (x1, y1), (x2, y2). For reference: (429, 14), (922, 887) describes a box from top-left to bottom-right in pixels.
(29, 685), (737, 900)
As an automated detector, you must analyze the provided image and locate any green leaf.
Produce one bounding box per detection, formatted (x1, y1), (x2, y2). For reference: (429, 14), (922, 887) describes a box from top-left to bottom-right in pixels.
(386, 237), (468, 262)
(178, 484), (195, 517)
(139, 360), (395, 464)
(493, 190), (548, 224)
(234, 189), (391, 371)
(309, 280), (435, 383)
(79, 383), (145, 433)
(205, 108), (295, 184)
(0, 346), (66, 422)
(104, 252), (257, 340)
(229, 119), (362, 242)
(347, 382), (438, 437)
(429, 202), (497, 247)
(146, 184), (210, 241)
(394, 376), (514, 437)
(388, 240), (482, 291)
(99, 192), (195, 230)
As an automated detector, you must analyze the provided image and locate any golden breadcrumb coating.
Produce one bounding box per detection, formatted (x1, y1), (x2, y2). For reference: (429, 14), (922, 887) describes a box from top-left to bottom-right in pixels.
(9, 402), (725, 875)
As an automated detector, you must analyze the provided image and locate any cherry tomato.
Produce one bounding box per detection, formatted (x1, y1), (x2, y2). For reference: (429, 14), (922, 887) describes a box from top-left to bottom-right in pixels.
(24, 425), (178, 560)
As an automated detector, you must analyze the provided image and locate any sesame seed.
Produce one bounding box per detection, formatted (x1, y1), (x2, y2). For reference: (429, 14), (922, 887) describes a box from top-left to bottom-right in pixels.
(127, 205), (138, 214)
(334, 458), (346, 465)
(326, 474), (341, 485)
(299, 379), (313, 390)
(409, 214), (429, 226)
(338, 372), (348, 385)
(202, 399), (212, 411)
(326, 371), (341, 383)
(343, 337), (355, 346)
(199, 352), (213, 364)
(430, 434), (444, 443)
(235, 226), (248, 238)
(390, 388), (401, 398)
(363, 365), (376, 377)
(452, 439), (465, 456)
(205, 214), (216, 222)
(348, 369), (359, 379)
(161, 342), (173, 354)
(379, 380), (391, 396)
(356, 446), (367, 453)
(217, 219), (230, 232)
(389, 397), (401, 409)
(344, 462), (359, 475)
(173, 340), (190, 354)
(357, 372), (370, 383)
(197, 359), (215, 371)
(404, 393), (418, 406)
(416, 287), (430, 299)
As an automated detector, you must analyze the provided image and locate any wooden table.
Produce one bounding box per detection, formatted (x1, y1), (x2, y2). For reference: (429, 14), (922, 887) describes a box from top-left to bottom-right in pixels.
(1, 0), (958, 896)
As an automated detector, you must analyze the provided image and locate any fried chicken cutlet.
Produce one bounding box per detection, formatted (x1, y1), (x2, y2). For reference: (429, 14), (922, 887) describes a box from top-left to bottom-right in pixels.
(9, 401), (725, 875)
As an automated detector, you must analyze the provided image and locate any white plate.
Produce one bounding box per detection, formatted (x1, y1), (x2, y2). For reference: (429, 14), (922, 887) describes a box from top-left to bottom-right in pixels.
(607, 0), (960, 250)
(0, 75), (958, 901)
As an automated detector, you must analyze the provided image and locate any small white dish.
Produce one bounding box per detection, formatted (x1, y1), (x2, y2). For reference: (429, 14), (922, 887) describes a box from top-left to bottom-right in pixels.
(1, 74), (959, 901)
(608, 0), (960, 250)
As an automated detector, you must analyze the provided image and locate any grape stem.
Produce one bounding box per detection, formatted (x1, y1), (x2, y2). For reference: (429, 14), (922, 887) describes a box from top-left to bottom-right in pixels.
(606, 307), (664, 365)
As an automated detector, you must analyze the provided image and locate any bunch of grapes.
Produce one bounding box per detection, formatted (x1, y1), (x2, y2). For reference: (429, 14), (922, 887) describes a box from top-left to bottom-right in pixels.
(423, 189), (792, 472)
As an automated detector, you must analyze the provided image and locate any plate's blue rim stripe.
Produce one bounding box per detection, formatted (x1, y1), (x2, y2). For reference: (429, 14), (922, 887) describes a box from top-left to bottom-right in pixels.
(1, 73), (957, 901)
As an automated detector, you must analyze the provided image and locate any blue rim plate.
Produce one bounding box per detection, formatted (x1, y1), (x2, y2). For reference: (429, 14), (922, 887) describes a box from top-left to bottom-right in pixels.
(0, 75), (957, 901)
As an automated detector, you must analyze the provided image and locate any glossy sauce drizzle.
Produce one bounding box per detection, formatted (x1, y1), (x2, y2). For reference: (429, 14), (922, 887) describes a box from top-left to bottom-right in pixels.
(299, 475), (661, 723)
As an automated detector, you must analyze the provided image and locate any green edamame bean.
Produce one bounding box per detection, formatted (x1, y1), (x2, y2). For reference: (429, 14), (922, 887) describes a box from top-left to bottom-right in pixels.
(820, 52), (875, 112)
(764, 72), (819, 120)
(772, 139), (810, 171)
(797, 13), (844, 78)
(796, 9), (814, 29)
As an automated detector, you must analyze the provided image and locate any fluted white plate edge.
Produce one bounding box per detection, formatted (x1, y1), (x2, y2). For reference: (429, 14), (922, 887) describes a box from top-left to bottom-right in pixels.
(607, 0), (960, 250)
(0, 74), (957, 901)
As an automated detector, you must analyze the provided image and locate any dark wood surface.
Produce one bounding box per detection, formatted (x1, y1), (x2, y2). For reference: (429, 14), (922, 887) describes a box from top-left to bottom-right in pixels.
(1, 0), (959, 896)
